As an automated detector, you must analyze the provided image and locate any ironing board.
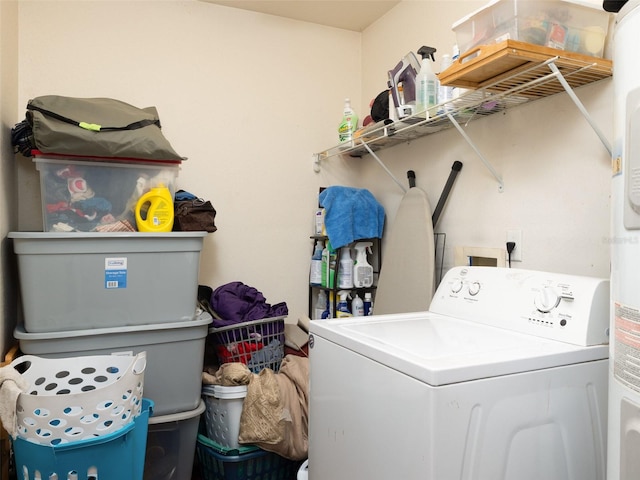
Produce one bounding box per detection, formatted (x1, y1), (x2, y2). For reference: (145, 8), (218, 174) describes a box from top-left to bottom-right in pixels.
(373, 186), (435, 315)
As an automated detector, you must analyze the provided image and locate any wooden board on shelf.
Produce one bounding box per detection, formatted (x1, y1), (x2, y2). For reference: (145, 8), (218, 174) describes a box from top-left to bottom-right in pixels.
(438, 40), (613, 96)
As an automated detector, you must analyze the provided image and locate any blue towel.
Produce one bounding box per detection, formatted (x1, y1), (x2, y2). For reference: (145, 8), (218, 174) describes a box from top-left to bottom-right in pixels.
(319, 186), (385, 249)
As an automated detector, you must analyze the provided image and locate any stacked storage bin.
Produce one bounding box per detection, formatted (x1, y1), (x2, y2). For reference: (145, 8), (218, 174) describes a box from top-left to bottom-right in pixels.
(196, 317), (303, 479)
(10, 153), (212, 480)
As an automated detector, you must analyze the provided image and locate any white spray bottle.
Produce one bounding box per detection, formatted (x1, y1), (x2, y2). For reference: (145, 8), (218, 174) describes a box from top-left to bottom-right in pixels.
(336, 290), (352, 318)
(353, 242), (374, 288)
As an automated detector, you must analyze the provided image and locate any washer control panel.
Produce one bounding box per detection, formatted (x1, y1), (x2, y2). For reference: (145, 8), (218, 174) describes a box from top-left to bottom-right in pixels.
(430, 266), (609, 346)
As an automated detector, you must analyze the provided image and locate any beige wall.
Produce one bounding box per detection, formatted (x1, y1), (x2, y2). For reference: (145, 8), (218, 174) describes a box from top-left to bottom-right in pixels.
(1, 1), (19, 355)
(358, 0), (612, 279)
(15, 0), (361, 326)
(8, 0), (613, 335)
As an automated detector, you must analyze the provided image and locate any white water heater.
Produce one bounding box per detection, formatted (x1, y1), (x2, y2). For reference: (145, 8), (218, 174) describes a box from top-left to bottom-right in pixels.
(609, 2), (640, 479)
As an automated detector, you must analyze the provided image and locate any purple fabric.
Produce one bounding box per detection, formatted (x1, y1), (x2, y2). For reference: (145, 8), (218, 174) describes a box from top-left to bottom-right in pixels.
(210, 281), (288, 328)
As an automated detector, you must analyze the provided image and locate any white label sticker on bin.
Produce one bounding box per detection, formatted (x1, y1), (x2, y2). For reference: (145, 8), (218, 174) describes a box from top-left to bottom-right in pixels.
(105, 257), (128, 289)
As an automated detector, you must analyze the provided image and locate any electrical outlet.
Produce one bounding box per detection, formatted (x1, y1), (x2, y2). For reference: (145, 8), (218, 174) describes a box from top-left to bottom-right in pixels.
(506, 229), (523, 262)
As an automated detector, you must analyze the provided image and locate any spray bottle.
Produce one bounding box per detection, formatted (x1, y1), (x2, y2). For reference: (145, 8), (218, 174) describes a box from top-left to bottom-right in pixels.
(338, 98), (359, 143)
(309, 240), (324, 286)
(135, 184), (174, 232)
(323, 291), (334, 319)
(315, 290), (328, 319)
(353, 242), (374, 288)
(415, 46), (438, 119)
(337, 246), (354, 289)
(336, 290), (352, 317)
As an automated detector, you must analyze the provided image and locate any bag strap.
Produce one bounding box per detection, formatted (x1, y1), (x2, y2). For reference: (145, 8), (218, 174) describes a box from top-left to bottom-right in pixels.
(27, 104), (160, 132)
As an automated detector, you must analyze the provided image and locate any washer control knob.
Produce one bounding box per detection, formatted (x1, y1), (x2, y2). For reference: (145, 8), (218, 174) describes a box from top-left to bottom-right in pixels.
(534, 287), (561, 313)
(451, 280), (463, 293)
(468, 281), (481, 296)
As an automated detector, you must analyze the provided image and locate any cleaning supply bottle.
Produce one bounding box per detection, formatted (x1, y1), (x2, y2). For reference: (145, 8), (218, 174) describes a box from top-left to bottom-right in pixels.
(315, 290), (328, 320)
(328, 246), (337, 289)
(135, 184), (174, 232)
(337, 247), (354, 289)
(438, 53), (454, 114)
(336, 290), (352, 317)
(314, 208), (325, 235)
(364, 292), (373, 316)
(322, 241), (337, 288)
(322, 291), (334, 319)
(321, 241), (329, 287)
(309, 240), (324, 286)
(415, 46), (438, 119)
(352, 293), (364, 316)
(353, 242), (374, 288)
(338, 98), (358, 143)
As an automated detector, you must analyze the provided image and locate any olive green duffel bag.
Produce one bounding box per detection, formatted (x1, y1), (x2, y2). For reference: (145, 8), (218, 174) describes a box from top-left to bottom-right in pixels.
(16, 95), (185, 161)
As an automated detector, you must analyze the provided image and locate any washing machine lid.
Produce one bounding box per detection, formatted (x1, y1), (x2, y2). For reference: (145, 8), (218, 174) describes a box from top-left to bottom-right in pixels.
(309, 311), (608, 386)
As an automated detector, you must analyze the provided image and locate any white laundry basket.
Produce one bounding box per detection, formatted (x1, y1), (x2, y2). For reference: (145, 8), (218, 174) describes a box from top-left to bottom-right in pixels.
(201, 385), (247, 449)
(12, 352), (146, 445)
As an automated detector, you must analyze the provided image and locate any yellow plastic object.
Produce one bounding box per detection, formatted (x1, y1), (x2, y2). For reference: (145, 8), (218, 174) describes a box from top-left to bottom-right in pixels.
(135, 185), (174, 232)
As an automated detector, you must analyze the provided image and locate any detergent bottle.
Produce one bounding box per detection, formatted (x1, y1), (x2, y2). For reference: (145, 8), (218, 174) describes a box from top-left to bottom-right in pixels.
(338, 98), (358, 143)
(309, 240), (324, 286)
(135, 184), (174, 232)
(352, 293), (364, 316)
(415, 45), (438, 119)
(353, 242), (374, 288)
(336, 290), (352, 317)
(337, 246), (354, 289)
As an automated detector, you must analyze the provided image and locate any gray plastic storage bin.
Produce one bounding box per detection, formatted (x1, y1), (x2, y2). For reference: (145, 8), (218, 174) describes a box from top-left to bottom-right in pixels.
(8, 231), (206, 333)
(14, 312), (212, 416)
(144, 400), (205, 480)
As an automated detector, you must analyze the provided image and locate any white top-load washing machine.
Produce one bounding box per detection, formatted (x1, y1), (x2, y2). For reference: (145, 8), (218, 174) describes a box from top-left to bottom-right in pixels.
(308, 266), (609, 480)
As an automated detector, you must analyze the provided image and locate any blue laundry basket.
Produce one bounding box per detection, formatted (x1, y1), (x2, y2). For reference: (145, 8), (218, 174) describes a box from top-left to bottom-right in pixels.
(13, 398), (153, 480)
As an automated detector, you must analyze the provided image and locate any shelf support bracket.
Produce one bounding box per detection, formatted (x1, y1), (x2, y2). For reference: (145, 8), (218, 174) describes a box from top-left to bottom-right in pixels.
(313, 153), (322, 173)
(363, 143), (407, 193)
(446, 113), (504, 193)
(547, 61), (612, 156)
